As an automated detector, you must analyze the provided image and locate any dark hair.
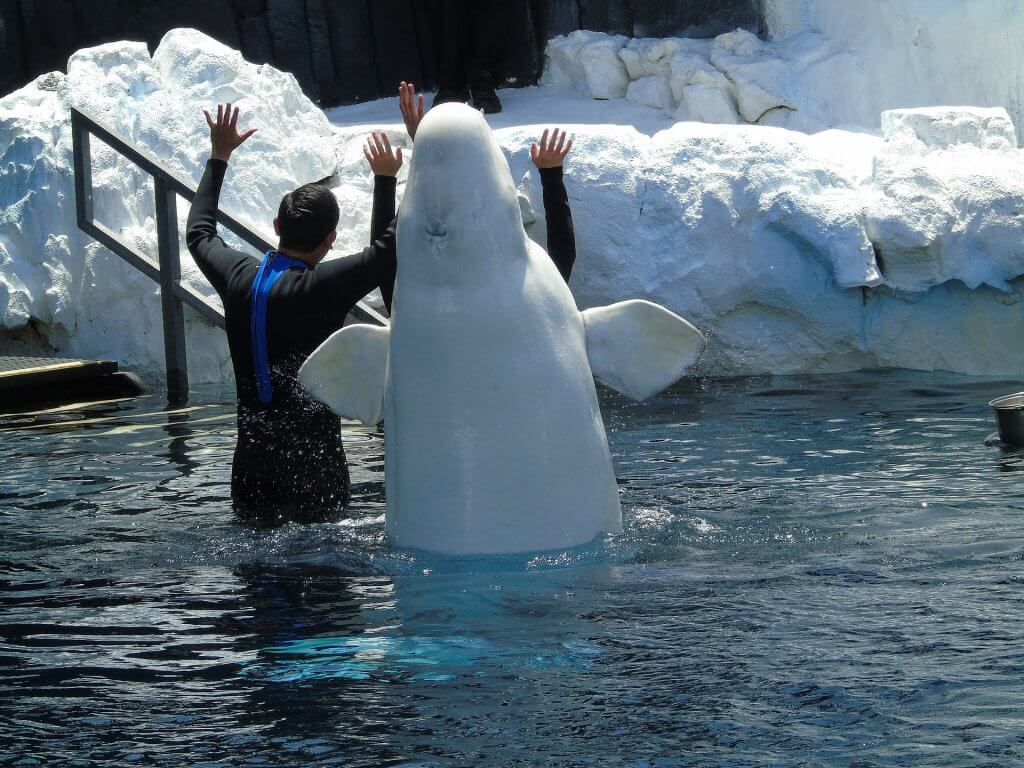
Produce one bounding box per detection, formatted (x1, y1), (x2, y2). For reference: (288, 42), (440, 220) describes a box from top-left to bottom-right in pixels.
(277, 183), (339, 252)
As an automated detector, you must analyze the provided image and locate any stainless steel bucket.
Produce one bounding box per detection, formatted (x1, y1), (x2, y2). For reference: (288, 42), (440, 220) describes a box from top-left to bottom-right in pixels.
(989, 392), (1024, 446)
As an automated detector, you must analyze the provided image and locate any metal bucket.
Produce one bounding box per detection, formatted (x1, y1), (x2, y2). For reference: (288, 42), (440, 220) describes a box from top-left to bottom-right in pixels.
(989, 392), (1024, 446)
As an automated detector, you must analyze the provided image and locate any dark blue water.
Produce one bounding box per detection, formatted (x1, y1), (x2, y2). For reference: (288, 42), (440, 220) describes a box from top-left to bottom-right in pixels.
(2, 372), (1023, 767)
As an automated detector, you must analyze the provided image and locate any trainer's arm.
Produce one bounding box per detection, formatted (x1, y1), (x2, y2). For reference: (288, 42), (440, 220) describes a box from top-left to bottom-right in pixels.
(185, 159), (252, 294)
(186, 103), (259, 294)
(370, 177), (398, 312)
(539, 166), (576, 282)
(363, 132), (401, 311)
(531, 127), (576, 282)
(370, 174), (396, 244)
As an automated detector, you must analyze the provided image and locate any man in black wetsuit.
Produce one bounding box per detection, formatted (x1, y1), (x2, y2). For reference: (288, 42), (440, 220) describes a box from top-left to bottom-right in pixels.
(186, 102), (403, 524)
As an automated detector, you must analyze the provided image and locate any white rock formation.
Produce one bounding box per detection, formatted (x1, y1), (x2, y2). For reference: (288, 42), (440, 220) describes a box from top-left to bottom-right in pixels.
(544, 1), (1024, 140)
(544, 25), (866, 131)
(626, 75), (674, 110)
(881, 107), (1018, 152)
(865, 108), (1024, 293)
(0, 29), (366, 381)
(542, 30), (630, 100)
(500, 111), (1024, 376)
(668, 49), (726, 101)
(7, 20), (1024, 383)
(674, 84), (740, 125)
(762, 0), (1024, 141)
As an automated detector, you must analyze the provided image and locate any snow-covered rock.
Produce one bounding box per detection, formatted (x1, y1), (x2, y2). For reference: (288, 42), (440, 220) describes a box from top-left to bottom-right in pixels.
(542, 30), (630, 100)
(625, 75), (675, 110)
(501, 117), (1024, 375)
(667, 50), (730, 104)
(762, 0), (1024, 141)
(865, 112), (1024, 293)
(617, 39), (647, 81)
(546, 26), (860, 128)
(8, 24), (1024, 382)
(708, 29), (795, 123)
(0, 29), (350, 381)
(881, 107), (1018, 152)
(545, 1), (1024, 140)
(344, 91), (1024, 375)
(618, 37), (692, 80)
(674, 84), (740, 125)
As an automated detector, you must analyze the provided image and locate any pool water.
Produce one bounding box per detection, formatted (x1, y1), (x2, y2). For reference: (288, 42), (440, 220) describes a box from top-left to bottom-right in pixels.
(2, 372), (1023, 767)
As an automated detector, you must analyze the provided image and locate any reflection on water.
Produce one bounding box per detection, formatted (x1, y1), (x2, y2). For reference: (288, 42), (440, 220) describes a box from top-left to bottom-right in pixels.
(2, 372), (1024, 767)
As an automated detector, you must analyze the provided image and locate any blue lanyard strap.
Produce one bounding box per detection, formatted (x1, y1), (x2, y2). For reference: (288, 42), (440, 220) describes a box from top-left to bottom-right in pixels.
(250, 250), (309, 404)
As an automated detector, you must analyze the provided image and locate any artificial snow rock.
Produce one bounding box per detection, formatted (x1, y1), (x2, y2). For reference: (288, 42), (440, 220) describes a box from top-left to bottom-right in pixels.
(9, 19), (1024, 384)
(881, 107), (1018, 151)
(617, 39), (646, 81)
(619, 37), (686, 79)
(668, 49), (730, 104)
(675, 84), (740, 124)
(492, 111), (1024, 376)
(626, 75), (675, 110)
(709, 29), (796, 123)
(0, 28), (339, 380)
(865, 112), (1024, 293)
(762, 0), (1024, 143)
(543, 30), (630, 100)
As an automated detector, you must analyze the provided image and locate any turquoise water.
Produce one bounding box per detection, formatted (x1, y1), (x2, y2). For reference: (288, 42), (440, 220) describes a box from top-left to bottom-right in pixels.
(2, 372), (1023, 766)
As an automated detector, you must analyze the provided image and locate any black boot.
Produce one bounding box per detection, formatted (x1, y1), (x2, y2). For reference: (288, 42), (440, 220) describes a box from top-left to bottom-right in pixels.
(471, 86), (502, 114)
(433, 87), (471, 108)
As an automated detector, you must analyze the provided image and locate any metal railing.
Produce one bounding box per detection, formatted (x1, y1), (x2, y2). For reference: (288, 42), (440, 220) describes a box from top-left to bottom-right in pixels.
(70, 105), (387, 403)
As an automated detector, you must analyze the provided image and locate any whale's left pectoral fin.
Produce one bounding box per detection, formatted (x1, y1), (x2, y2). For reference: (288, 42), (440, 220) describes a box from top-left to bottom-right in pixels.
(299, 324), (389, 426)
(582, 299), (705, 401)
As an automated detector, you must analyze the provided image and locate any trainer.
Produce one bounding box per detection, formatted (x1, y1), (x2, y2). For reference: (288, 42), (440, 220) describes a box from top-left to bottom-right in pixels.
(186, 102), (405, 524)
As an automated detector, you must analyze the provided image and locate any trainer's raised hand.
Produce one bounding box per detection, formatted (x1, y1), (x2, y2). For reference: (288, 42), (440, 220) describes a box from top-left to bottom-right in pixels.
(531, 127), (574, 169)
(399, 81), (426, 140)
(203, 103), (257, 162)
(364, 131), (403, 176)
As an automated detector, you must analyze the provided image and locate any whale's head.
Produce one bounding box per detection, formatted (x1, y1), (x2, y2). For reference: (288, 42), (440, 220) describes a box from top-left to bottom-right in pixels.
(398, 102), (527, 284)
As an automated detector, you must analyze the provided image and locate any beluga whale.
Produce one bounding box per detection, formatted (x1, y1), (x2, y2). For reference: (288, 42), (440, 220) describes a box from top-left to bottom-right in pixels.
(300, 103), (704, 555)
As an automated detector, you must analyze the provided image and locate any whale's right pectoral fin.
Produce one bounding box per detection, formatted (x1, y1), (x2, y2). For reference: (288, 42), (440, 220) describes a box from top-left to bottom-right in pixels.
(299, 323), (389, 426)
(582, 299), (705, 401)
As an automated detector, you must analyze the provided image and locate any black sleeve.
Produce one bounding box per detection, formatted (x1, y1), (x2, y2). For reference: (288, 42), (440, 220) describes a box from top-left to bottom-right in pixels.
(540, 166), (577, 282)
(373, 217), (397, 314)
(370, 174), (396, 244)
(185, 159), (254, 295)
(310, 217), (397, 328)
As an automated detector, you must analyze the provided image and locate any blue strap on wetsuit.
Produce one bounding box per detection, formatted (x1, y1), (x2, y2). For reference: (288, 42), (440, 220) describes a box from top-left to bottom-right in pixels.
(250, 250), (310, 404)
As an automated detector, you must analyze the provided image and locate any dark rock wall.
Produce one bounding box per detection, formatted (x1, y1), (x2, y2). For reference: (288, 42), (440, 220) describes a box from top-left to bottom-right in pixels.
(1, 0), (760, 103)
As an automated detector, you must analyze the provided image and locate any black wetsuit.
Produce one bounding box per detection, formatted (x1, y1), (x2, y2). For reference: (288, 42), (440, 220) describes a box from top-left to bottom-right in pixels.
(186, 159), (397, 522)
(185, 160), (574, 523)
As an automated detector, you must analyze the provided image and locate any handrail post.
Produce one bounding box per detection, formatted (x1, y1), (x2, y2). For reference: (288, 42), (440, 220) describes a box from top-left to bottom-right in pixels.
(153, 177), (189, 403)
(71, 111), (93, 231)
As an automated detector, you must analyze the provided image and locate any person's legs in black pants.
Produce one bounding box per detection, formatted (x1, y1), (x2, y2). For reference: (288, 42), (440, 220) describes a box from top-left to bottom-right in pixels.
(423, 0), (504, 113)
(424, 0), (470, 107)
(466, 1), (504, 113)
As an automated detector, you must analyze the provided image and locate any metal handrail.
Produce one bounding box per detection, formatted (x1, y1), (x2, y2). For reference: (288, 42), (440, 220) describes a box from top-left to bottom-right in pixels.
(70, 105), (387, 403)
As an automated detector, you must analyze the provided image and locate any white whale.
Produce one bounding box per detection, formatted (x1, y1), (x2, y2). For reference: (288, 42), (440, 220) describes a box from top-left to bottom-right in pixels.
(300, 103), (704, 555)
